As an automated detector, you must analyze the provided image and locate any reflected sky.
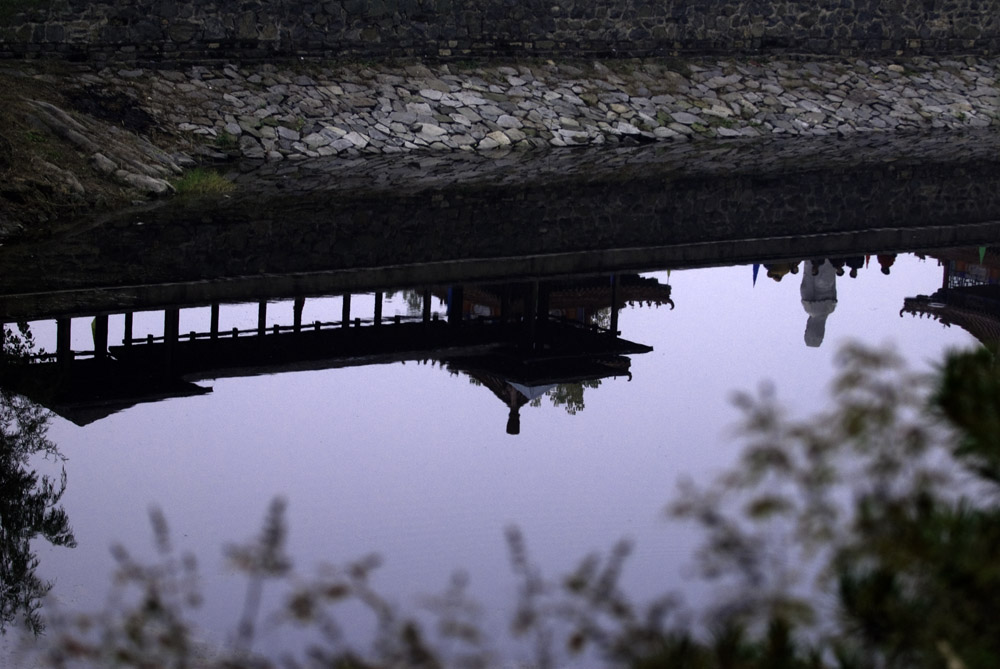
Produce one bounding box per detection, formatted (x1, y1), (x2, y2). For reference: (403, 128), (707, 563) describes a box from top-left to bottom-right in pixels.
(18, 252), (979, 658)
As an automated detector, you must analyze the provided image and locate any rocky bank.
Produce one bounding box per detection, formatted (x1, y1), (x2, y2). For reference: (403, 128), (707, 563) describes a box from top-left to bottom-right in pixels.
(122, 55), (1000, 160)
(1, 54), (999, 240)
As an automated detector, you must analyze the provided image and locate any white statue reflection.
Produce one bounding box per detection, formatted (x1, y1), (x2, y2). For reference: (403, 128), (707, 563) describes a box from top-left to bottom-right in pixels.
(800, 259), (838, 347)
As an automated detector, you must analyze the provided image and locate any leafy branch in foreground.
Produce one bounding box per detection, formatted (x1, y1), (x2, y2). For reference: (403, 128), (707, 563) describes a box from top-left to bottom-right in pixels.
(18, 342), (1000, 668)
(670, 342), (1000, 668)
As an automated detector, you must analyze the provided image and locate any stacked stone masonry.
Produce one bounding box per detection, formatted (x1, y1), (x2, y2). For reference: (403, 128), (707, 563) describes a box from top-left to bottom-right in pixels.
(3, 0), (1000, 63)
(88, 56), (1000, 163)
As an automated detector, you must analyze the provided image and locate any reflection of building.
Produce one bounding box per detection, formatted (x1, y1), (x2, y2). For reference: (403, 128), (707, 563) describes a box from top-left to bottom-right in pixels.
(1, 274), (659, 431)
(800, 259), (838, 348)
(436, 275), (674, 325)
(448, 340), (638, 436)
(432, 276), (671, 434)
(902, 247), (1000, 349)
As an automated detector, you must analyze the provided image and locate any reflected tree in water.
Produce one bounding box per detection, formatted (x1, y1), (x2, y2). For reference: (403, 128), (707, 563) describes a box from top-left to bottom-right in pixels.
(384, 289), (427, 317)
(588, 306), (612, 331)
(531, 380), (602, 415)
(0, 323), (76, 635)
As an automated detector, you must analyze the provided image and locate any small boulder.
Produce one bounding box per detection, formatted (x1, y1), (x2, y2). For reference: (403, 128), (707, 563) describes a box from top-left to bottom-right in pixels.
(114, 169), (174, 196)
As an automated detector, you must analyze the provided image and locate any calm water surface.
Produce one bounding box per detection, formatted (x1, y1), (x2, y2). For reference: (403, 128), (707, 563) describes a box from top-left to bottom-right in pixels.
(12, 251), (978, 660)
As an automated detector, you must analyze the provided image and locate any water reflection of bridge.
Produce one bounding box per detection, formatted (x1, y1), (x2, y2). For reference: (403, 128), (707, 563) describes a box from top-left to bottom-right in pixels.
(0, 275), (674, 426)
(6, 220), (1000, 426)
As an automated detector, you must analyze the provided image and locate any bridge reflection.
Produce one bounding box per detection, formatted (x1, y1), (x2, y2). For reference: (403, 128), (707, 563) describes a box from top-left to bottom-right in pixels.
(0, 275), (675, 427)
(5, 219), (1000, 428)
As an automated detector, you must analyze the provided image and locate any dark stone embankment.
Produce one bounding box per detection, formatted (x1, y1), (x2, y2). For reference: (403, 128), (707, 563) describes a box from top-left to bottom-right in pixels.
(1, 0), (998, 248)
(1, 53), (999, 243)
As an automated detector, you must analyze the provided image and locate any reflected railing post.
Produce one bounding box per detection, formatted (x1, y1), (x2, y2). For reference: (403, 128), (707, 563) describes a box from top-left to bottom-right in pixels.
(164, 308), (179, 372)
(210, 304), (220, 341)
(293, 297), (305, 334)
(257, 301), (267, 337)
(123, 312), (134, 347)
(447, 285), (463, 326)
(610, 273), (620, 336)
(56, 318), (71, 367)
(374, 292), (383, 327)
(93, 314), (109, 359)
(342, 293), (351, 328)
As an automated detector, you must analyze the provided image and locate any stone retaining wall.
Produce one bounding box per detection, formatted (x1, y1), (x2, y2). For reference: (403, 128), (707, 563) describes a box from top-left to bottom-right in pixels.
(3, 0), (1000, 63)
(90, 56), (1000, 163)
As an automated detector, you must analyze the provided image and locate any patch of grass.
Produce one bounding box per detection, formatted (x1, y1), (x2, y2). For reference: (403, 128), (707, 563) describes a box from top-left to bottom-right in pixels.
(172, 168), (235, 196)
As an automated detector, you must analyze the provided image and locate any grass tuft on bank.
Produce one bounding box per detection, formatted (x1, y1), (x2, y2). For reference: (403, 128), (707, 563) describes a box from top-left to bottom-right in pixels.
(172, 168), (236, 196)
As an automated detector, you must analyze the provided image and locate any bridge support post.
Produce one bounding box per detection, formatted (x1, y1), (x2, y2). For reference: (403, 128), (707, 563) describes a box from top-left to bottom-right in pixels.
(610, 274), (620, 336)
(447, 285), (463, 325)
(93, 314), (109, 359)
(164, 309), (179, 372)
(294, 297), (305, 333)
(210, 304), (220, 340)
(57, 318), (72, 367)
(124, 312), (134, 347)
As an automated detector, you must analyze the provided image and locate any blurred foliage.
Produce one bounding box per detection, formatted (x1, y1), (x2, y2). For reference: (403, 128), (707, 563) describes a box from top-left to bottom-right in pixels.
(669, 342), (1000, 669)
(0, 323), (75, 636)
(15, 341), (1000, 667)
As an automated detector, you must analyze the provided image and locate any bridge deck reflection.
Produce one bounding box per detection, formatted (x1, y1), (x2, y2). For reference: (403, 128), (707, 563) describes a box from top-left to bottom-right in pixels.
(1, 276), (662, 426)
(6, 214), (1000, 427)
